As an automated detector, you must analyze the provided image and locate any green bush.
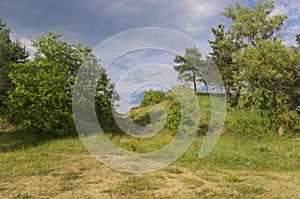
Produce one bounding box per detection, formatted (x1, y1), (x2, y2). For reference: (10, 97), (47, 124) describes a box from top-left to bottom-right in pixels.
(164, 92), (181, 135)
(140, 90), (166, 107)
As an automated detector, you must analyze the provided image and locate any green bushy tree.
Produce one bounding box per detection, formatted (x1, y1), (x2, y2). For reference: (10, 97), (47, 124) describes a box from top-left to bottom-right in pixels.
(0, 17), (28, 115)
(164, 92), (181, 134)
(235, 41), (300, 134)
(210, 0), (287, 106)
(8, 33), (115, 134)
(222, 0), (287, 49)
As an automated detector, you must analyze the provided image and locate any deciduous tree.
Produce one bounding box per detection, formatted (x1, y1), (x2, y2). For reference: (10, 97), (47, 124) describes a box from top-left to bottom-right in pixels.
(0, 17), (28, 115)
(234, 41), (299, 134)
(8, 33), (115, 134)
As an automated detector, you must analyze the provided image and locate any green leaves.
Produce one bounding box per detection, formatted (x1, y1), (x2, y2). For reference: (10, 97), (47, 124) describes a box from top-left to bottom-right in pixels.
(140, 90), (166, 107)
(222, 0), (287, 48)
(8, 60), (71, 132)
(234, 41), (300, 133)
(209, 23), (237, 105)
(7, 33), (115, 134)
(0, 17), (28, 115)
(174, 47), (205, 94)
(210, 1), (298, 133)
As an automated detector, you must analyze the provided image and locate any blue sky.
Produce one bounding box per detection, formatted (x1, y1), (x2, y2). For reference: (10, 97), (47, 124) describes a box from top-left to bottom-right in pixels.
(0, 0), (299, 113)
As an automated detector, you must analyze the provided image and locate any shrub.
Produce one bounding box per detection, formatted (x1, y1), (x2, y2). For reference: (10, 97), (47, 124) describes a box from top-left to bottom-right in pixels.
(140, 90), (166, 107)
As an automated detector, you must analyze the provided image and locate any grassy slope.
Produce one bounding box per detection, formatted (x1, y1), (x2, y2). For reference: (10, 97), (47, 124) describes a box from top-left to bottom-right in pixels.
(0, 95), (299, 198)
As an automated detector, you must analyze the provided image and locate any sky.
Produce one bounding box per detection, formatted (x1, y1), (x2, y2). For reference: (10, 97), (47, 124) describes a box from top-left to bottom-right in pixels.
(1, 0), (299, 53)
(0, 0), (299, 113)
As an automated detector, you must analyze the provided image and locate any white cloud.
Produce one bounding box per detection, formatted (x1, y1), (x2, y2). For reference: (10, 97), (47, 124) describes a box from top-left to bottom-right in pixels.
(271, 2), (289, 16)
(283, 0), (300, 18)
(11, 33), (36, 59)
(284, 24), (300, 45)
(286, 0), (300, 9)
(290, 14), (299, 20)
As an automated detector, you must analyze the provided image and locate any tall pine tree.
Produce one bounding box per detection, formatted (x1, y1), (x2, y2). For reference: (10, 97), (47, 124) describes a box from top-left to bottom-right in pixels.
(174, 47), (205, 94)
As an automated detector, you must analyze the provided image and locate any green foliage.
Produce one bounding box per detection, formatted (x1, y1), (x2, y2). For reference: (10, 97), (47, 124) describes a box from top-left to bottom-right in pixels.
(95, 71), (117, 129)
(9, 60), (73, 132)
(128, 85), (203, 138)
(0, 17), (28, 115)
(210, 0), (288, 107)
(222, 0), (287, 48)
(140, 89), (166, 107)
(7, 33), (115, 134)
(164, 92), (181, 134)
(174, 47), (206, 94)
(132, 90), (180, 134)
(7, 33), (87, 133)
(131, 87), (197, 136)
(128, 106), (151, 127)
(209, 23), (237, 106)
(234, 41), (300, 133)
(208, 0), (298, 134)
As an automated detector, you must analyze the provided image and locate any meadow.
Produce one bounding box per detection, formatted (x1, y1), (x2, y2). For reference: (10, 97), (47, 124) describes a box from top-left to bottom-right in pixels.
(0, 95), (299, 199)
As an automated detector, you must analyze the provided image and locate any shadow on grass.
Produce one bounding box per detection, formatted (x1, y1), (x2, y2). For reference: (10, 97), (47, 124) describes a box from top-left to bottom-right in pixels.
(0, 127), (78, 152)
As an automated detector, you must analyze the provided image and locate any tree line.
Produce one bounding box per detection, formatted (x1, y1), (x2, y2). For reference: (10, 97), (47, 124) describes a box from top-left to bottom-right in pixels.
(173, 0), (299, 134)
(0, 0), (299, 135)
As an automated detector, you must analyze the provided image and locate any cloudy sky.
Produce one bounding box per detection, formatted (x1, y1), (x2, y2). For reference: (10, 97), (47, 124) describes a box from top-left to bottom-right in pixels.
(1, 0), (299, 52)
(0, 0), (299, 113)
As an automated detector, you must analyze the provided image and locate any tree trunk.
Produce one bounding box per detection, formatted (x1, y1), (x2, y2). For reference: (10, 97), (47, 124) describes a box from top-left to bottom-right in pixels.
(193, 80), (197, 95)
(225, 84), (230, 107)
(192, 70), (197, 95)
(203, 80), (209, 93)
(206, 83), (209, 93)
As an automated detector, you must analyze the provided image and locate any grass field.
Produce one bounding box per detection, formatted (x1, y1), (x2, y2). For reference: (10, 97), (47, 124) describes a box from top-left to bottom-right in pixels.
(0, 95), (299, 198)
(0, 125), (299, 198)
